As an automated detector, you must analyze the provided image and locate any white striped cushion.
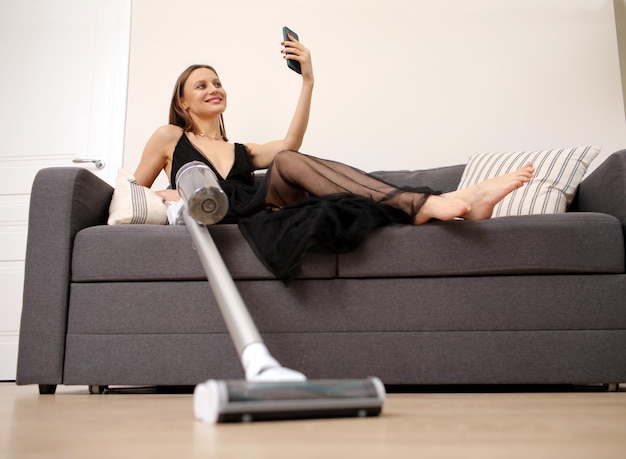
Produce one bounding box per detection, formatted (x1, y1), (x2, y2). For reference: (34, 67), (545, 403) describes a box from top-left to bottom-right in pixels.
(456, 147), (600, 217)
(108, 168), (168, 225)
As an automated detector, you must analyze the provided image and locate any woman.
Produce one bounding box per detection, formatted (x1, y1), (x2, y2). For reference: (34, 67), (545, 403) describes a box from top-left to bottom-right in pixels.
(134, 35), (534, 280)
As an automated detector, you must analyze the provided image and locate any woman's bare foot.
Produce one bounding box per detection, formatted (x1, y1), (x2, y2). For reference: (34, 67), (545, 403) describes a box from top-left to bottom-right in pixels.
(413, 162), (534, 224)
(413, 195), (471, 224)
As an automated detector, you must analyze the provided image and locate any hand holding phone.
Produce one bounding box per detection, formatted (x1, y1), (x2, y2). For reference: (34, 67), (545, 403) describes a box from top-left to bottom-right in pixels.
(282, 26), (302, 74)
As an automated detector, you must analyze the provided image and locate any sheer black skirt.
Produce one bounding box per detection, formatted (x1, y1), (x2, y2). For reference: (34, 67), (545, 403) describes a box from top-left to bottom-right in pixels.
(234, 151), (439, 284)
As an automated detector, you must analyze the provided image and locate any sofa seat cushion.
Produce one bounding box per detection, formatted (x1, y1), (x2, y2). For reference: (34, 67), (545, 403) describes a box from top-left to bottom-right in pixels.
(72, 224), (337, 281)
(338, 212), (624, 278)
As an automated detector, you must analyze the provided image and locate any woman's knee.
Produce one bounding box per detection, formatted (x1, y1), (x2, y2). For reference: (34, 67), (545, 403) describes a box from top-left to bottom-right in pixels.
(273, 149), (300, 164)
(272, 150), (304, 174)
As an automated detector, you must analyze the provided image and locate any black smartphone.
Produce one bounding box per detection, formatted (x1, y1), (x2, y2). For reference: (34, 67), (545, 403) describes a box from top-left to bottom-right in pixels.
(282, 26), (302, 74)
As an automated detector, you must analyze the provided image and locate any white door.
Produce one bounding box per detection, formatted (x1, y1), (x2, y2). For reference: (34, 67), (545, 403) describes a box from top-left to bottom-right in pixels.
(0, 0), (131, 379)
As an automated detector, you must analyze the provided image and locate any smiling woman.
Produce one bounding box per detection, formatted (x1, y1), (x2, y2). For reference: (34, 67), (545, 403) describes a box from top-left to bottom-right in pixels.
(128, 36), (534, 281)
(132, 49), (533, 223)
(131, 33), (315, 201)
(131, 34), (315, 200)
(171, 65), (229, 142)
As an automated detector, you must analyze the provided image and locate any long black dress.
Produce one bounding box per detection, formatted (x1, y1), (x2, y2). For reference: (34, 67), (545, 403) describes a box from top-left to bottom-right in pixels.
(170, 134), (265, 219)
(170, 133), (435, 283)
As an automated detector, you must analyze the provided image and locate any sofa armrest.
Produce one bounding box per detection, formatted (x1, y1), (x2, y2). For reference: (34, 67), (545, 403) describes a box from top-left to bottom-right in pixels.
(17, 167), (113, 386)
(571, 149), (626, 233)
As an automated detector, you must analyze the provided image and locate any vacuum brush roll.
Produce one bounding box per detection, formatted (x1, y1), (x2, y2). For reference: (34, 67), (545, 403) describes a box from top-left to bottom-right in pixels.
(194, 377), (386, 423)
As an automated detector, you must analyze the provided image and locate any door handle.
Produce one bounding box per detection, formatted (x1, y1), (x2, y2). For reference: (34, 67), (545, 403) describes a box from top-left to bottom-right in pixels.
(73, 158), (105, 169)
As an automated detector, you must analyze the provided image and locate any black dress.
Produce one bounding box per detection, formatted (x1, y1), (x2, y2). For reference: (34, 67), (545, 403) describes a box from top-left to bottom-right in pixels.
(170, 133), (266, 220)
(170, 133), (421, 284)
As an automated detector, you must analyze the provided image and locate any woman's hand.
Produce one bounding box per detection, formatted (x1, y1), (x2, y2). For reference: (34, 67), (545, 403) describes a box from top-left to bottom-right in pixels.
(282, 34), (314, 82)
(156, 189), (181, 202)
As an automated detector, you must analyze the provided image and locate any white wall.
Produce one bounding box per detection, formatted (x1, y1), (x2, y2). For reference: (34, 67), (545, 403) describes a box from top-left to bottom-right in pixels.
(125, 0), (626, 189)
(616, 0), (626, 116)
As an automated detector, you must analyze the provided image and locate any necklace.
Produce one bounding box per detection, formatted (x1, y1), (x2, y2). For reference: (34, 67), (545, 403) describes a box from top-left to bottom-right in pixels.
(198, 133), (222, 141)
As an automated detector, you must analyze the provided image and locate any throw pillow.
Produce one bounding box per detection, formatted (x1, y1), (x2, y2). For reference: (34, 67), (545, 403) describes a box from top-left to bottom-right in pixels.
(456, 146), (600, 217)
(108, 168), (168, 225)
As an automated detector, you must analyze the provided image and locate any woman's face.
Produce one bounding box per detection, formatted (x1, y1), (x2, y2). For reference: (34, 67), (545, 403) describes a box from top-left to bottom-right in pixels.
(181, 67), (227, 118)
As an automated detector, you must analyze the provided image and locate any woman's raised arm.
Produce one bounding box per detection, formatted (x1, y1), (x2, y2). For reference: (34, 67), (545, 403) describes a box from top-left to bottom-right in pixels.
(246, 35), (314, 169)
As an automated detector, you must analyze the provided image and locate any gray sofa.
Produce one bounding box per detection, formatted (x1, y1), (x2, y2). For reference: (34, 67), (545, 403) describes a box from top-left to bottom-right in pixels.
(16, 150), (626, 394)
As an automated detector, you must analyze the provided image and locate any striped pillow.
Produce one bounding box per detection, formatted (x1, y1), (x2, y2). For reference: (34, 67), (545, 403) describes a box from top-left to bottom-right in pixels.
(108, 168), (168, 225)
(456, 147), (600, 217)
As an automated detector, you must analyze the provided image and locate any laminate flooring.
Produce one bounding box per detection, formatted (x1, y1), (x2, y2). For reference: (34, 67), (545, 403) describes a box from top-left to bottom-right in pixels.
(1, 383), (625, 458)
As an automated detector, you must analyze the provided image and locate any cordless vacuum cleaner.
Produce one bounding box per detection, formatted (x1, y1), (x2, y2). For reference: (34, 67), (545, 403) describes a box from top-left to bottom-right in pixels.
(175, 162), (385, 423)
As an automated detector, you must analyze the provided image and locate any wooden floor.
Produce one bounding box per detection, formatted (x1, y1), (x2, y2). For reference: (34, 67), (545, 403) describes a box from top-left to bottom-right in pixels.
(1, 383), (625, 458)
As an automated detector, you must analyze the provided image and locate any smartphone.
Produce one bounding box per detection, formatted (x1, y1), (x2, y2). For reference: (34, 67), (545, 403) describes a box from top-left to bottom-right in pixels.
(282, 26), (302, 74)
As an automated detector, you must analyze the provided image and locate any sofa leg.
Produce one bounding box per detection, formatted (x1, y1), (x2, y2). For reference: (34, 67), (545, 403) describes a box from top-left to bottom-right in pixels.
(88, 385), (107, 394)
(38, 384), (57, 395)
(605, 383), (620, 392)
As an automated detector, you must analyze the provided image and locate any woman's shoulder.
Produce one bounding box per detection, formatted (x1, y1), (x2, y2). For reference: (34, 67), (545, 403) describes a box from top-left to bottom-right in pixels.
(153, 124), (185, 142)
(140, 125), (185, 167)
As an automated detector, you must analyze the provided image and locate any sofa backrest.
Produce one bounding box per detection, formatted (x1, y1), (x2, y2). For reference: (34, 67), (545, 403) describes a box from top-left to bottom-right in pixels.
(253, 164), (466, 194)
(370, 165), (465, 193)
(570, 149), (626, 232)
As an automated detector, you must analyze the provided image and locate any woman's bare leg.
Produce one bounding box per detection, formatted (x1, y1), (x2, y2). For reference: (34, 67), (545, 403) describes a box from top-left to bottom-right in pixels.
(414, 162), (535, 224)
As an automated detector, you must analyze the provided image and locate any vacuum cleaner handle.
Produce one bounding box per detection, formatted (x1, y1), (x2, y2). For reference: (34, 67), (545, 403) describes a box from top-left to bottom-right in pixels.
(177, 162), (305, 382)
(182, 209), (262, 355)
(182, 210), (305, 382)
(176, 161), (262, 354)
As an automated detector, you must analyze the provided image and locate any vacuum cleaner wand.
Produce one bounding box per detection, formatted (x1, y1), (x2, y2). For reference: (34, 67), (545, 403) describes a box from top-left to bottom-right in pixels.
(177, 162), (305, 382)
(176, 161), (385, 423)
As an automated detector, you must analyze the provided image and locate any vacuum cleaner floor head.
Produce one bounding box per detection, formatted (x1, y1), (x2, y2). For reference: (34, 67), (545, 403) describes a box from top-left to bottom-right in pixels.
(194, 377), (385, 423)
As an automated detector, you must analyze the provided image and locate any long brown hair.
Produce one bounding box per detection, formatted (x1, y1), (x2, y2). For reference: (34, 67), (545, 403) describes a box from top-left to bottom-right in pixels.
(169, 64), (228, 141)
